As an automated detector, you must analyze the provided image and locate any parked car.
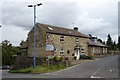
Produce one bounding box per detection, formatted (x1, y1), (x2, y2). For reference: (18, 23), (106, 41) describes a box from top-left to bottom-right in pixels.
(80, 54), (93, 59)
(2, 65), (10, 69)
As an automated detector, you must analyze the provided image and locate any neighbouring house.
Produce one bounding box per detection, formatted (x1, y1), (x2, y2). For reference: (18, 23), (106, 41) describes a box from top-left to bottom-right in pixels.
(20, 23), (108, 61)
(88, 34), (108, 55)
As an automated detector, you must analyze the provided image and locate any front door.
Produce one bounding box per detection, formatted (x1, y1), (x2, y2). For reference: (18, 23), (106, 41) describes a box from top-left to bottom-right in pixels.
(74, 46), (80, 60)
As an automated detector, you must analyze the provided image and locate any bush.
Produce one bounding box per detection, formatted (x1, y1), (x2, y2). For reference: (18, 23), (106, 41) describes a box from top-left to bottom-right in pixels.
(49, 56), (54, 60)
(53, 56), (62, 61)
(64, 57), (69, 61)
(87, 55), (94, 59)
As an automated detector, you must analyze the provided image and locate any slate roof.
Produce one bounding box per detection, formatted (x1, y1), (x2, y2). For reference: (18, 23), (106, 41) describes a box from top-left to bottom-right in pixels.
(36, 23), (89, 38)
(88, 40), (108, 47)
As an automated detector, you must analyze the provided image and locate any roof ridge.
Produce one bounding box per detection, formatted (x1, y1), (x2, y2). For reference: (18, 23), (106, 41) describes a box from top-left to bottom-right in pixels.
(38, 23), (76, 31)
(37, 23), (89, 37)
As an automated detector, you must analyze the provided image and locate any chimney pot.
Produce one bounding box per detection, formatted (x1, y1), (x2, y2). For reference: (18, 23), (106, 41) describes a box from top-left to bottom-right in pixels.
(74, 27), (78, 31)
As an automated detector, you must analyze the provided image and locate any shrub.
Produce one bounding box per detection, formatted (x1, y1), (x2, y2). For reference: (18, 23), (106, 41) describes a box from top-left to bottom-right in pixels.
(87, 55), (94, 59)
(54, 56), (62, 61)
(49, 56), (54, 60)
(64, 57), (69, 61)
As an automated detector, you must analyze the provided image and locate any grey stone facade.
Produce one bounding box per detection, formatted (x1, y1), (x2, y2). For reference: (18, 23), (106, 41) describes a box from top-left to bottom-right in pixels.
(21, 23), (108, 60)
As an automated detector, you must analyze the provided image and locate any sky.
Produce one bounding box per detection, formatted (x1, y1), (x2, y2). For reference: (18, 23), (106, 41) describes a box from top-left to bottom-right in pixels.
(0, 0), (119, 46)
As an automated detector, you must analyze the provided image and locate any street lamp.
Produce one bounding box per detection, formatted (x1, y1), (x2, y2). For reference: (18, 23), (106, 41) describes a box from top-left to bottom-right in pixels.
(28, 3), (42, 69)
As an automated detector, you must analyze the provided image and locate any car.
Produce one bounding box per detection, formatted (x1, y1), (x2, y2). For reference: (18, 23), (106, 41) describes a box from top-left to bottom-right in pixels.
(2, 65), (10, 69)
(80, 54), (91, 59)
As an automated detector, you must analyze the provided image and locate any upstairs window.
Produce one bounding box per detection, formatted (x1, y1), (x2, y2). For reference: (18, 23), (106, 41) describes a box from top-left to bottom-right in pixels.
(76, 37), (79, 43)
(60, 48), (64, 55)
(60, 35), (64, 41)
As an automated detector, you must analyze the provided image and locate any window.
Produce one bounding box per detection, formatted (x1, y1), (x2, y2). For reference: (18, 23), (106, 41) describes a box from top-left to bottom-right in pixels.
(76, 37), (79, 43)
(81, 47), (85, 54)
(60, 48), (64, 55)
(60, 35), (64, 41)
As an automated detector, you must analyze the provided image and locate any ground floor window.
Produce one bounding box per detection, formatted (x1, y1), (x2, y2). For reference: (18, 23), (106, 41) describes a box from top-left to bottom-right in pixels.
(60, 48), (64, 55)
(81, 47), (85, 54)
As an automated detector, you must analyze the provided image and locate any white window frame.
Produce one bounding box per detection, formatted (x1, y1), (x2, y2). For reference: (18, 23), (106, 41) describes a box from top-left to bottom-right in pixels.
(60, 35), (64, 41)
(75, 37), (79, 43)
(60, 48), (64, 55)
(81, 47), (85, 53)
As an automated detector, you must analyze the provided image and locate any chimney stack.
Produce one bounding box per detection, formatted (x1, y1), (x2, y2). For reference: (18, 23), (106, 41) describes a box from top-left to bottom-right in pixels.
(73, 27), (78, 31)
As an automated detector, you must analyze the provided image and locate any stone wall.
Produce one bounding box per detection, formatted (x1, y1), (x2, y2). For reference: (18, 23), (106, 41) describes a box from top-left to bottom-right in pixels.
(88, 46), (108, 55)
(46, 34), (89, 60)
(27, 24), (46, 58)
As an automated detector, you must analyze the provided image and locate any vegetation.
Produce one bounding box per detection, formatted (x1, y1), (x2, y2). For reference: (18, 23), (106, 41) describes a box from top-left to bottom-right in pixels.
(9, 64), (66, 73)
(106, 34), (118, 51)
(2, 40), (20, 65)
(118, 36), (120, 51)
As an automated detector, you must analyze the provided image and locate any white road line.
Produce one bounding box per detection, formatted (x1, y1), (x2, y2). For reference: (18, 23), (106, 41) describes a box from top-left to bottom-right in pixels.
(90, 68), (102, 78)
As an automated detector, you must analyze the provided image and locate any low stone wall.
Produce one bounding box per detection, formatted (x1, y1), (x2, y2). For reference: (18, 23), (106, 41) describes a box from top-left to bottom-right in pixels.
(108, 51), (120, 55)
(46, 59), (71, 67)
(14, 55), (46, 70)
(14, 55), (71, 70)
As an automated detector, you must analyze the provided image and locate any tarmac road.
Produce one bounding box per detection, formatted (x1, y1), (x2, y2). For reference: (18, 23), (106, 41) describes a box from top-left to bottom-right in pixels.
(2, 55), (119, 78)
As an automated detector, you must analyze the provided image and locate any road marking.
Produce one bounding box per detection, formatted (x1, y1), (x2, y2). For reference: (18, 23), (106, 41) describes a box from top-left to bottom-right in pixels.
(109, 68), (113, 72)
(90, 75), (102, 78)
(90, 68), (101, 78)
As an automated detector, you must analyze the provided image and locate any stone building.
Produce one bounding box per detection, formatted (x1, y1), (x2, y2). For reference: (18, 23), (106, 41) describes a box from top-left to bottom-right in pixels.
(88, 35), (108, 55)
(21, 23), (108, 60)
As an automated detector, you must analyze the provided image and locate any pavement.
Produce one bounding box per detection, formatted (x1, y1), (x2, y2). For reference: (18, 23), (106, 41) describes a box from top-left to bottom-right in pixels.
(2, 55), (119, 78)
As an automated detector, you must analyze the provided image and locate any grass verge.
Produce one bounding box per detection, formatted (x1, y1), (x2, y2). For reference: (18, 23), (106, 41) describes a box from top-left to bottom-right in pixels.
(9, 64), (66, 74)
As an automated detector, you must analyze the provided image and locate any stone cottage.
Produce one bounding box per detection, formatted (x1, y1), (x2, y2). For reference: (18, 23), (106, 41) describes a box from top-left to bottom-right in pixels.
(88, 34), (108, 55)
(21, 23), (108, 60)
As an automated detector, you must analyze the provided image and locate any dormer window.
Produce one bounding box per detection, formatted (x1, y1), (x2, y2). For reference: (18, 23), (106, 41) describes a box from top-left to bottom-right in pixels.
(60, 35), (64, 41)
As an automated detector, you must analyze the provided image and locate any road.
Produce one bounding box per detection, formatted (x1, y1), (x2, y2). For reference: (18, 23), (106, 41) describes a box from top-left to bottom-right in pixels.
(2, 55), (119, 78)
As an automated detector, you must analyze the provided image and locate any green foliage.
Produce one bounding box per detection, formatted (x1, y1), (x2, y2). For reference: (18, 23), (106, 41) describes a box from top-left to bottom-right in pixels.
(19, 40), (25, 46)
(9, 67), (32, 73)
(9, 64), (66, 73)
(48, 56), (62, 61)
(106, 34), (114, 51)
(48, 56), (54, 60)
(1, 40), (20, 65)
(118, 36), (120, 51)
(87, 55), (94, 59)
(97, 38), (103, 43)
(54, 56), (62, 61)
(113, 41), (117, 51)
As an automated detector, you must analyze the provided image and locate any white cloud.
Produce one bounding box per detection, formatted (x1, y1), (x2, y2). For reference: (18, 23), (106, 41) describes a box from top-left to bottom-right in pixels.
(1, 25), (29, 46)
(1, 0), (119, 45)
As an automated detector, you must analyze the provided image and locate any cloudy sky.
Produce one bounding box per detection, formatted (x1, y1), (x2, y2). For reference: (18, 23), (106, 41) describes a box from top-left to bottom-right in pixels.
(0, 0), (119, 46)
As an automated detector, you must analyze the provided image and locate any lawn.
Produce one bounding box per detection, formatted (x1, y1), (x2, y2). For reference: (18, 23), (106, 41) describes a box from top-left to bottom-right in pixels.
(9, 64), (66, 74)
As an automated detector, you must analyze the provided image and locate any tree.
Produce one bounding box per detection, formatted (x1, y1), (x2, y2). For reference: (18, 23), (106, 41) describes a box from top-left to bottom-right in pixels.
(118, 36), (120, 51)
(106, 34), (114, 51)
(97, 38), (105, 44)
(97, 38), (103, 43)
(2, 40), (20, 65)
(19, 40), (25, 46)
(113, 41), (117, 51)
(103, 41), (106, 45)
